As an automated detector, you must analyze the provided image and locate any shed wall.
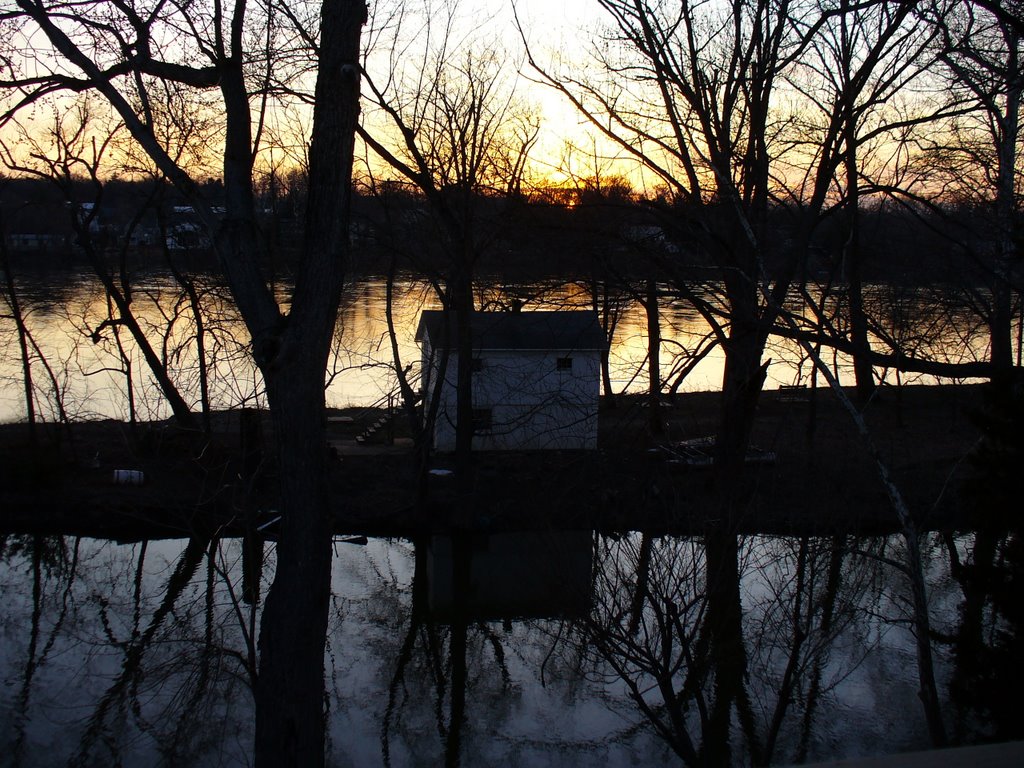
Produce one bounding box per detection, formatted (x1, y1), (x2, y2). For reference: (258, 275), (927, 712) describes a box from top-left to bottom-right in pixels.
(426, 348), (600, 451)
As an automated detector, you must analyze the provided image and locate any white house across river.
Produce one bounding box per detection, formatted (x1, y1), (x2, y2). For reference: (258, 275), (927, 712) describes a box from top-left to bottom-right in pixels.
(415, 310), (606, 451)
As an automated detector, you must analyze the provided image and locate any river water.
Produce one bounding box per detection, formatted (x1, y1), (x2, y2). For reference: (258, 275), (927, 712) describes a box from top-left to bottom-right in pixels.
(1, 269), (1012, 765)
(0, 270), (993, 423)
(2, 530), (1004, 767)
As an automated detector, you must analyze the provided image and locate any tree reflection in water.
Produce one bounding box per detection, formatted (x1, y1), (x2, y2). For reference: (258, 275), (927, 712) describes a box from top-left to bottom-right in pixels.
(0, 535), (260, 766)
(370, 533), (602, 767)
(573, 530), (1023, 765)
(1, 529), (1019, 765)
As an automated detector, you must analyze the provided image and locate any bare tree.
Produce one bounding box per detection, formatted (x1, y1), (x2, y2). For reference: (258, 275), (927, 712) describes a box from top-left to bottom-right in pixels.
(923, 0), (1024, 395)
(0, 0), (367, 764)
(520, 0), (823, 510)
(0, 208), (39, 435)
(0, 102), (199, 427)
(520, 1), (992, 453)
(577, 532), (876, 766)
(360, 7), (539, 490)
(786, 0), (947, 401)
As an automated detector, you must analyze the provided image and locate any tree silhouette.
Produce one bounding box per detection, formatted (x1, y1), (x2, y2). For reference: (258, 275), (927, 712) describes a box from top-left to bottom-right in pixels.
(1, 0), (366, 763)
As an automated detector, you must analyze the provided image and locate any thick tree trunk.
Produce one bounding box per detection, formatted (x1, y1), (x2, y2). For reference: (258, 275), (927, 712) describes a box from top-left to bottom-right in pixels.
(252, 1), (365, 765)
(254, 372), (334, 767)
(714, 281), (767, 491)
(702, 528), (746, 766)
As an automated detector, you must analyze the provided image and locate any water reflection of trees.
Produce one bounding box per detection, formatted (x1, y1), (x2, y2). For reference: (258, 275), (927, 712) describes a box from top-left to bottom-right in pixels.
(573, 532), (921, 766)
(370, 538), (531, 768)
(944, 530), (1024, 744)
(358, 532), (878, 765)
(0, 536), (262, 766)
(351, 530), (1023, 766)
(3, 528), (1020, 764)
(1, 272), (999, 425)
(361, 534), (667, 767)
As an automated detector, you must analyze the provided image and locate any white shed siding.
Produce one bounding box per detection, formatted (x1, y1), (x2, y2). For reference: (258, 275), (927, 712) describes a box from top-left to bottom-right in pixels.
(429, 349), (600, 450)
(417, 310), (604, 451)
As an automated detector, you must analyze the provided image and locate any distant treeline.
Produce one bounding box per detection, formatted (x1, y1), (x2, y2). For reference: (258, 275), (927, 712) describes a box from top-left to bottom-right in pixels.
(0, 173), (1011, 287)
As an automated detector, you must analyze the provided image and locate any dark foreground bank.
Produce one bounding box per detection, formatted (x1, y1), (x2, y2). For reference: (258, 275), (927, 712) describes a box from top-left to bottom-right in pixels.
(0, 384), (1006, 540)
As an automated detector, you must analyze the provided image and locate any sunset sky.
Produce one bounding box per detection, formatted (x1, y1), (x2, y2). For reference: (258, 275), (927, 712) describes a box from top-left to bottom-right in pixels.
(0, 0), (995, 202)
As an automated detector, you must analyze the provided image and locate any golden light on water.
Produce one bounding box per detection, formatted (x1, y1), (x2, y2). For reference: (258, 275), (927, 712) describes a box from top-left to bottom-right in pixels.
(1, 274), (993, 423)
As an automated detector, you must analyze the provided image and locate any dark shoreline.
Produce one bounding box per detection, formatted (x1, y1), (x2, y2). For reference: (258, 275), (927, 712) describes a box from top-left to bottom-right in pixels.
(0, 383), (996, 542)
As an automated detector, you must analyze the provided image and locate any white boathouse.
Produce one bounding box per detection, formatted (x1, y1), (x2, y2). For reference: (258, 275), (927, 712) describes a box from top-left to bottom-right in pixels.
(415, 310), (605, 451)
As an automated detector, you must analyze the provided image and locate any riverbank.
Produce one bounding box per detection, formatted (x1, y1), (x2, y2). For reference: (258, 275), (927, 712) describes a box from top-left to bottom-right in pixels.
(0, 383), (1000, 541)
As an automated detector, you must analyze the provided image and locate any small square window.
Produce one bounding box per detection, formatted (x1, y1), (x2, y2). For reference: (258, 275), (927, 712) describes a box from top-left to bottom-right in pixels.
(556, 357), (573, 371)
(472, 408), (493, 434)
(471, 358), (484, 372)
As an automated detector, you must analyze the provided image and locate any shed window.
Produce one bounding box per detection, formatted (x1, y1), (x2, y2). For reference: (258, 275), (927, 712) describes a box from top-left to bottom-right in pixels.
(556, 357), (573, 371)
(471, 357), (484, 372)
(472, 408), (493, 434)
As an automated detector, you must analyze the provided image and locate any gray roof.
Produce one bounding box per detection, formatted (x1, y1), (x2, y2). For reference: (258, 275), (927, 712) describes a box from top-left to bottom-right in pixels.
(416, 310), (606, 352)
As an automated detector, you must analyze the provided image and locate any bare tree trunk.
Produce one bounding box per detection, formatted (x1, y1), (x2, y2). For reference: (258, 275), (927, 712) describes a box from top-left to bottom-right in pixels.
(159, 215), (213, 435)
(797, 538), (845, 762)
(10, 535), (43, 766)
(949, 530), (998, 740)
(76, 222), (197, 429)
(252, 1), (365, 765)
(902, 526), (948, 746)
(992, 25), (1020, 394)
(255, 370), (334, 766)
(628, 532), (653, 636)
(645, 279), (663, 436)
(778, 309), (948, 747)
(75, 537), (209, 762)
(844, 171), (875, 402)
(452, 261), (476, 507)
(107, 301), (138, 429)
(185, 281), (213, 435)
(592, 278), (617, 408)
(762, 537), (810, 763)
(935, 4), (1021, 394)
(703, 528), (747, 767)
(714, 272), (768, 488)
(0, 227), (36, 437)
(839, 0), (876, 403)
(445, 534), (471, 768)
(385, 256), (423, 444)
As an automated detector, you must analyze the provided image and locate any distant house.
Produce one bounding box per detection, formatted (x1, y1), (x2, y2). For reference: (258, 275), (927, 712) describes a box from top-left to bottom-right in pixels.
(165, 206), (213, 251)
(4, 232), (66, 251)
(415, 310), (605, 451)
